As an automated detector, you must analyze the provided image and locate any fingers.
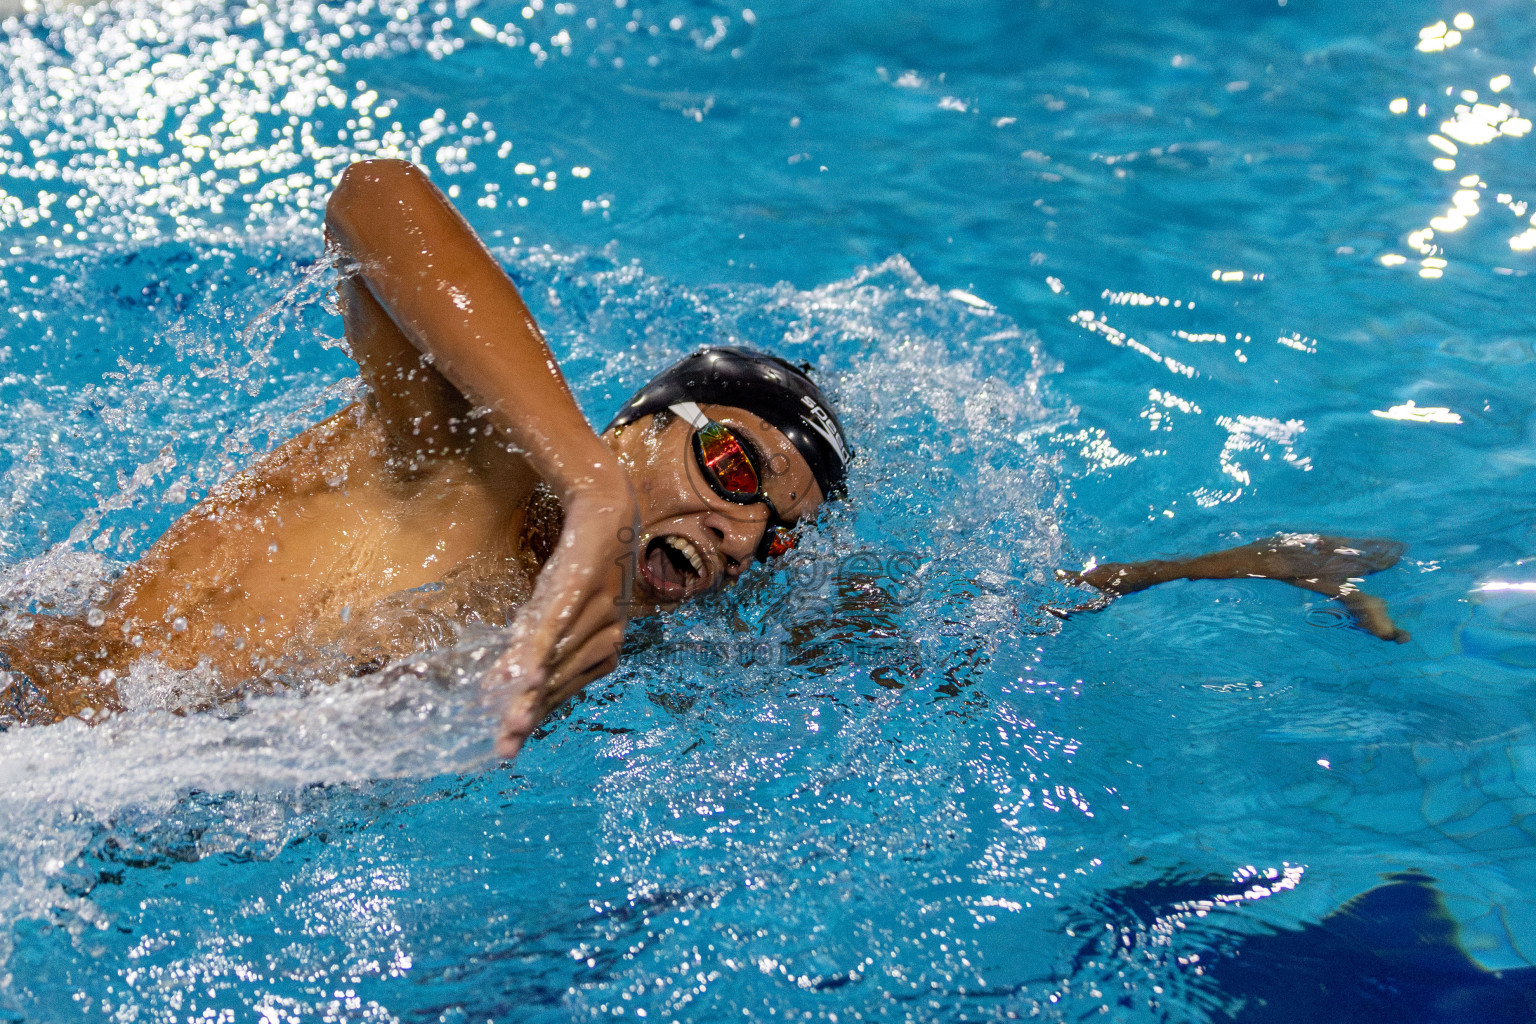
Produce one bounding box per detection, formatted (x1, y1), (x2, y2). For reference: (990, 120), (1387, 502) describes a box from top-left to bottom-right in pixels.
(1043, 595), (1114, 619)
(1334, 590), (1411, 644)
(517, 513), (633, 658)
(487, 490), (638, 760)
(493, 622), (625, 759)
(516, 585), (624, 694)
(548, 627), (624, 695)
(505, 554), (618, 674)
(1045, 568), (1117, 618)
(486, 586), (622, 748)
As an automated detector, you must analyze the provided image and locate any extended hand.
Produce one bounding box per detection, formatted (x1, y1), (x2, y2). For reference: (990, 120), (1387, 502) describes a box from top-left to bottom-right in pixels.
(487, 475), (640, 759)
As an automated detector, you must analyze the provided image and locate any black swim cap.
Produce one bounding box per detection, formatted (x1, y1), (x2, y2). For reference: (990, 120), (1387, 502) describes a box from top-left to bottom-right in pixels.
(606, 347), (852, 498)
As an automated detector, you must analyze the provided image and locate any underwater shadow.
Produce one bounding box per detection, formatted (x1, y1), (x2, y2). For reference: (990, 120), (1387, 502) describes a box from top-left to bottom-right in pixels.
(1079, 869), (1536, 1023)
(1208, 871), (1536, 1023)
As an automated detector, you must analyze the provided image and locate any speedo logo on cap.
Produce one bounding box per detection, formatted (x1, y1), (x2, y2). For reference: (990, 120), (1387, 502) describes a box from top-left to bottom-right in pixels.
(800, 395), (849, 466)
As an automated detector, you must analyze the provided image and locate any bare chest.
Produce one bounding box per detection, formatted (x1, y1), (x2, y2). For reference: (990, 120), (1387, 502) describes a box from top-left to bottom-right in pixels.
(105, 406), (539, 674)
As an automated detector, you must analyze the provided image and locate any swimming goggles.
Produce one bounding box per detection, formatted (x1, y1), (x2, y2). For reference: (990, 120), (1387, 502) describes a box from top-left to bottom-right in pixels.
(669, 402), (799, 561)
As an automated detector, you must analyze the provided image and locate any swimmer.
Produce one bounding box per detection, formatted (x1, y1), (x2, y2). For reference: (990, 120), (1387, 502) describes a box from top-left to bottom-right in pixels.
(0, 158), (850, 758)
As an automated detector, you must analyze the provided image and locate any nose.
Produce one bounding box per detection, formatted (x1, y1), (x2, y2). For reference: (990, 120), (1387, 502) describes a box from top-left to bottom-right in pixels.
(703, 507), (767, 571)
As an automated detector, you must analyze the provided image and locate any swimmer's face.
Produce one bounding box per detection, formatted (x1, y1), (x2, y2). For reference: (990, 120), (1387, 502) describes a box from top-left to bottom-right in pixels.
(602, 404), (822, 607)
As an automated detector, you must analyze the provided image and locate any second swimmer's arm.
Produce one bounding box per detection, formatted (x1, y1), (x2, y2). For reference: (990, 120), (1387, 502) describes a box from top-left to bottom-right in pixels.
(1057, 534), (1410, 642)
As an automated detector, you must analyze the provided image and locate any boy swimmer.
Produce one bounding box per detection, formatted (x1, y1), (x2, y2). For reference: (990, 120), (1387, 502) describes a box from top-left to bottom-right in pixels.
(1, 159), (848, 757)
(0, 159), (1406, 756)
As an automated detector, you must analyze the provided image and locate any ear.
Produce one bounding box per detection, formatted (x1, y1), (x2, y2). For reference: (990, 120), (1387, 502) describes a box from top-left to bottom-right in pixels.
(601, 409), (671, 443)
(600, 412), (661, 472)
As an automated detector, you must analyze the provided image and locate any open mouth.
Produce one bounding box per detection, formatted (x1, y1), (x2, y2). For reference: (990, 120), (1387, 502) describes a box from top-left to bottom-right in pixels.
(641, 534), (709, 600)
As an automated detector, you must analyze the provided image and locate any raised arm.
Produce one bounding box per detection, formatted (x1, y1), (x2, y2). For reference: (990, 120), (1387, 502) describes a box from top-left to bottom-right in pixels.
(334, 270), (471, 466)
(326, 160), (614, 491)
(1056, 534), (1410, 642)
(325, 159), (638, 757)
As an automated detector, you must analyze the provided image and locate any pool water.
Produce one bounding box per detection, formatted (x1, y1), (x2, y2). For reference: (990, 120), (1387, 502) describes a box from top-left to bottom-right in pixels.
(2, 0), (1535, 1018)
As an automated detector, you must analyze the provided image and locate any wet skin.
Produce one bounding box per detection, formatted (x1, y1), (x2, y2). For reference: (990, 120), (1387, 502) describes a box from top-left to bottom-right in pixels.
(605, 407), (821, 606)
(4, 400), (819, 720)
(91, 400), (540, 684)
(1, 159), (819, 754)
(1055, 534), (1410, 643)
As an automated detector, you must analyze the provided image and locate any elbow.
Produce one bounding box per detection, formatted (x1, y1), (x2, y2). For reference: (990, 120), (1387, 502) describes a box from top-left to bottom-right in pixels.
(335, 158), (421, 196)
(326, 159), (431, 241)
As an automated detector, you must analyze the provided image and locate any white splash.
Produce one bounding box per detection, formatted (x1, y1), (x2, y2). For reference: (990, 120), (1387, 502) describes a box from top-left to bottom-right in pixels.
(1371, 400), (1463, 424)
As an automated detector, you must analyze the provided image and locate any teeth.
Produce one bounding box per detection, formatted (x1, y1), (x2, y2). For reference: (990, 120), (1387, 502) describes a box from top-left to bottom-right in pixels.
(664, 535), (705, 575)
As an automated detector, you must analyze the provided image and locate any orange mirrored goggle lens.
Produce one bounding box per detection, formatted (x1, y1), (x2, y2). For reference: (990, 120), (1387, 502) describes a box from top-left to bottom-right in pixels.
(695, 421), (760, 497)
(692, 421), (800, 561)
(760, 525), (798, 559)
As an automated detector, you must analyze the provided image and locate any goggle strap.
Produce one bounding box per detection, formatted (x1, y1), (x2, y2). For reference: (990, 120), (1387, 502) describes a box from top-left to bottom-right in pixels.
(669, 402), (711, 430)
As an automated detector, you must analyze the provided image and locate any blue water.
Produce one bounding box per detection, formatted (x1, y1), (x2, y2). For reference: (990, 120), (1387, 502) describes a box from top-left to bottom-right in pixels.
(2, 0), (1536, 1019)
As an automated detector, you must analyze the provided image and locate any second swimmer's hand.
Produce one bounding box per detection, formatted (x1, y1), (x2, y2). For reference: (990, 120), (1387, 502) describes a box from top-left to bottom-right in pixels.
(487, 471), (639, 760)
